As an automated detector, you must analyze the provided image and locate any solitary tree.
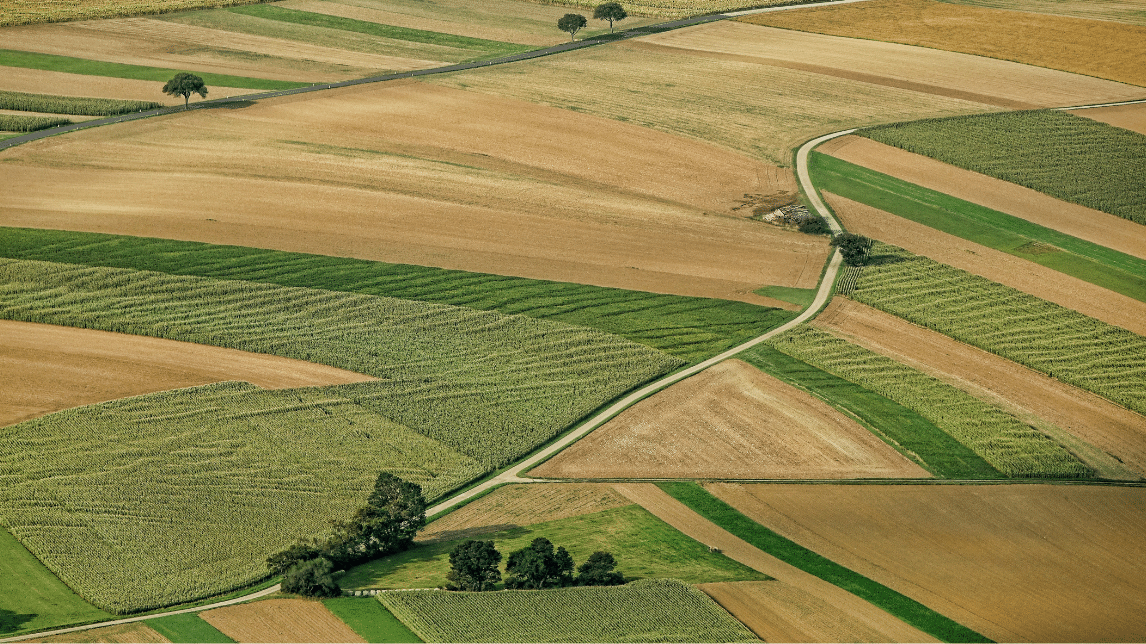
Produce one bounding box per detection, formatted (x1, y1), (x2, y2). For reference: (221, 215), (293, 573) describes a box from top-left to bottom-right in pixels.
(557, 13), (588, 41)
(505, 537), (574, 589)
(162, 72), (208, 109)
(281, 557), (341, 598)
(446, 540), (502, 591)
(830, 232), (872, 266)
(593, 2), (627, 33)
(575, 551), (624, 586)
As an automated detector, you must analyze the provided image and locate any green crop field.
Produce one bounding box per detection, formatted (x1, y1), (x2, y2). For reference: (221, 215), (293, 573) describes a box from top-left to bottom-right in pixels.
(810, 152), (1146, 302)
(379, 578), (759, 643)
(0, 229), (793, 362)
(859, 110), (1146, 225)
(848, 242), (1146, 417)
(768, 326), (1091, 478)
(0, 49), (310, 90)
(146, 613), (236, 643)
(740, 346), (1001, 479)
(340, 504), (766, 591)
(0, 90), (160, 116)
(0, 528), (112, 635)
(658, 482), (989, 644)
(323, 597), (422, 643)
(0, 114), (70, 132)
(753, 285), (817, 308)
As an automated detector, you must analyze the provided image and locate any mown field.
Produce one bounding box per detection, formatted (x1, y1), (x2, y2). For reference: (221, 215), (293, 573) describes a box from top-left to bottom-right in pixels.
(322, 598), (421, 644)
(380, 579), (759, 643)
(146, 613), (236, 643)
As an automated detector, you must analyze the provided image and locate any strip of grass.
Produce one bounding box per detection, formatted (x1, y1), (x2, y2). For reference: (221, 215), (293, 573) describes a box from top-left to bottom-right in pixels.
(0, 49), (310, 90)
(859, 110), (1146, 225)
(0, 528), (112, 635)
(323, 597), (422, 643)
(145, 613), (235, 643)
(228, 5), (532, 58)
(810, 152), (1146, 302)
(657, 482), (991, 644)
(0, 228), (794, 362)
(0, 90), (161, 115)
(0, 113), (70, 132)
(740, 345), (1000, 479)
(753, 285), (816, 307)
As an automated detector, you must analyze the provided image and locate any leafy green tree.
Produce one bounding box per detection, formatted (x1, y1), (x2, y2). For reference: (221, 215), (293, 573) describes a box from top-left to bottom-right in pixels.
(557, 13), (588, 41)
(593, 2), (627, 33)
(281, 557), (341, 598)
(505, 538), (574, 589)
(161, 73), (207, 109)
(266, 539), (323, 575)
(575, 550), (625, 586)
(831, 232), (872, 266)
(446, 540), (502, 591)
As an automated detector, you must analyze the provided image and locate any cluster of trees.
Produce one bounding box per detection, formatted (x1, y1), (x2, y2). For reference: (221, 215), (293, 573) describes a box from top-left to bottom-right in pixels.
(831, 232), (873, 266)
(447, 537), (624, 591)
(268, 473), (427, 597)
(558, 2), (628, 40)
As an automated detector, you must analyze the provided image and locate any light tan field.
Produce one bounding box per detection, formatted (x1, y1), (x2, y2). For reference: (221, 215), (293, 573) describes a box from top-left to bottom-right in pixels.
(30, 623), (169, 643)
(0, 66), (252, 104)
(0, 320), (375, 428)
(417, 483), (632, 542)
(947, 0), (1146, 26)
(1074, 101), (1146, 135)
(532, 360), (929, 480)
(824, 192), (1146, 335)
(738, 0), (1146, 87)
(201, 599), (364, 643)
(819, 135), (1146, 261)
(0, 81), (826, 303)
(613, 483), (936, 643)
(814, 299), (1146, 480)
(708, 482), (1146, 643)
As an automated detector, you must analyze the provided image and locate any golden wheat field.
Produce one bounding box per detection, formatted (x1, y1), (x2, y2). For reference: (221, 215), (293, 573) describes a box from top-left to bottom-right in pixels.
(946, 0), (1146, 25)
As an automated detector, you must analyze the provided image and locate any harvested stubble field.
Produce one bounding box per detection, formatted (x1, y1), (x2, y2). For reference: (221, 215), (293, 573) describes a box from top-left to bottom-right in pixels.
(201, 599), (365, 643)
(815, 299), (1146, 480)
(28, 622), (170, 643)
(0, 82), (825, 303)
(0, 66), (254, 103)
(738, 0), (1146, 87)
(531, 359), (930, 480)
(946, 0), (1146, 25)
(1075, 101), (1146, 135)
(0, 319), (374, 428)
(707, 483), (1146, 642)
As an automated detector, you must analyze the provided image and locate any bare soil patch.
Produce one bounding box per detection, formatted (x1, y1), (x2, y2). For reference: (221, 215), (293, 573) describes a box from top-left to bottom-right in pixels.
(1075, 101), (1146, 135)
(823, 192), (1146, 334)
(0, 82), (822, 303)
(532, 360), (928, 480)
(0, 320), (374, 428)
(0, 66), (252, 104)
(612, 483), (935, 642)
(30, 623), (169, 643)
(417, 483), (632, 543)
(201, 599), (364, 643)
(699, 581), (894, 643)
(820, 135), (1146, 260)
(814, 299), (1146, 479)
(709, 482), (1146, 643)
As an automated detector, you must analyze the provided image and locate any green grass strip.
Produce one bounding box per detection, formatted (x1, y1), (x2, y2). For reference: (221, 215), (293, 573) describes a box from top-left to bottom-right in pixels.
(322, 597), (421, 643)
(0, 228), (794, 361)
(0, 90), (161, 115)
(657, 482), (991, 644)
(810, 152), (1146, 302)
(0, 528), (112, 635)
(228, 5), (532, 56)
(753, 285), (816, 307)
(0, 49), (310, 90)
(145, 613), (236, 643)
(739, 345), (1000, 479)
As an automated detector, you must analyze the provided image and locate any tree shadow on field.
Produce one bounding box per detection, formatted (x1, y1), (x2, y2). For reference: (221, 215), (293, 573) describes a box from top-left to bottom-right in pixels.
(864, 252), (908, 266)
(0, 608), (36, 634)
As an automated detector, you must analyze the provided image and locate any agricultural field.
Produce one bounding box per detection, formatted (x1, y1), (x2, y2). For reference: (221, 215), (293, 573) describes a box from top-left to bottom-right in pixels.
(379, 579), (760, 643)
(945, 0), (1146, 25)
(200, 599), (365, 643)
(737, 0), (1146, 86)
(1075, 101), (1146, 135)
(531, 359), (930, 480)
(0, 528), (111, 636)
(707, 483), (1146, 642)
(0, 0), (264, 27)
(145, 613), (235, 643)
(31, 622), (170, 642)
(321, 598), (421, 644)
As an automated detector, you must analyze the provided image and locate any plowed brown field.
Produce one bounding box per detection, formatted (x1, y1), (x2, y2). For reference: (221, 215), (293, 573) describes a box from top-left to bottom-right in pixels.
(0, 320), (375, 428)
(1075, 102), (1146, 135)
(814, 299), (1146, 479)
(532, 360), (928, 480)
(823, 192), (1146, 335)
(708, 483), (1146, 643)
(0, 82), (823, 302)
(200, 599), (364, 643)
(417, 483), (632, 543)
(30, 623), (169, 643)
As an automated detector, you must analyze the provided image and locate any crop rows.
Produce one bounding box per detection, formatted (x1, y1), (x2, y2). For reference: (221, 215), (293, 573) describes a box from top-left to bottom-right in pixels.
(0, 114), (70, 132)
(2, 0), (266, 26)
(860, 110), (1146, 225)
(769, 326), (1090, 478)
(378, 579), (759, 642)
(847, 243), (1146, 417)
(542, 0), (819, 19)
(0, 90), (161, 116)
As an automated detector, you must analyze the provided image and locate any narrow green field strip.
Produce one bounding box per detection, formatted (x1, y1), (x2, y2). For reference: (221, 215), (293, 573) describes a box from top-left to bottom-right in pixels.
(146, 613), (236, 643)
(657, 482), (991, 644)
(0, 228), (793, 362)
(810, 152), (1146, 302)
(0, 50), (310, 90)
(740, 346), (1000, 479)
(859, 111), (1146, 225)
(0, 114), (70, 132)
(0, 528), (112, 636)
(228, 5), (533, 56)
(753, 285), (816, 307)
(0, 90), (161, 116)
(323, 597), (422, 643)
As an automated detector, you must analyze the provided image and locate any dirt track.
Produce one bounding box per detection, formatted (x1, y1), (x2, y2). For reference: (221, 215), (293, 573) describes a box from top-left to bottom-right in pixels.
(532, 359), (928, 480)
(709, 483), (1146, 643)
(0, 320), (374, 428)
(200, 599), (364, 643)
